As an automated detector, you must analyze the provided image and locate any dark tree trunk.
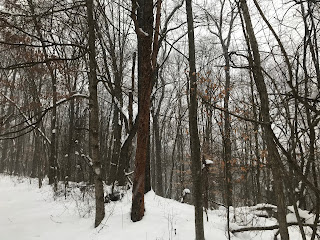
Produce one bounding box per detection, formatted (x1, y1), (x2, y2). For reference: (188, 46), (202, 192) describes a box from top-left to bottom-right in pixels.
(129, 52), (136, 130)
(14, 136), (22, 175)
(131, 0), (153, 222)
(86, 0), (105, 227)
(0, 85), (8, 173)
(145, 132), (151, 193)
(186, 0), (205, 239)
(153, 72), (165, 196)
(203, 157), (209, 212)
(108, 106), (122, 185)
(153, 109), (163, 196)
(31, 131), (41, 178)
(117, 118), (138, 186)
(240, 1), (289, 239)
(151, 126), (156, 191)
(223, 46), (232, 207)
(48, 76), (57, 189)
(250, 76), (261, 204)
(66, 96), (75, 182)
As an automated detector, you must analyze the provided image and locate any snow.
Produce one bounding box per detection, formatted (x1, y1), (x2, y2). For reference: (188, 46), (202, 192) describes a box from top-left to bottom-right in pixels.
(138, 28), (149, 37)
(125, 171), (134, 176)
(287, 205), (315, 224)
(253, 203), (277, 210)
(182, 188), (190, 195)
(205, 159), (214, 165)
(94, 168), (101, 175)
(54, 94), (87, 107)
(286, 213), (298, 223)
(0, 175), (315, 240)
(70, 93), (88, 99)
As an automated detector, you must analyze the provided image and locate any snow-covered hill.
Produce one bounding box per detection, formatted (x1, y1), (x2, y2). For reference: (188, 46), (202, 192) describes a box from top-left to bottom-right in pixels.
(0, 175), (309, 240)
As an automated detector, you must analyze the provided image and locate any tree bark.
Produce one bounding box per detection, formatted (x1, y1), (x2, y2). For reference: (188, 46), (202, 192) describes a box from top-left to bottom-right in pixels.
(153, 78), (164, 196)
(239, 1), (289, 239)
(130, 0), (153, 222)
(250, 76), (261, 204)
(145, 132), (151, 193)
(186, 0), (205, 239)
(86, 0), (105, 227)
(66, 94), (75, 182)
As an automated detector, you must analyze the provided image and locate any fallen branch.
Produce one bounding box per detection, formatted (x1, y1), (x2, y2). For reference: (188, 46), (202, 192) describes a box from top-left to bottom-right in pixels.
(231, 222), (320, 233)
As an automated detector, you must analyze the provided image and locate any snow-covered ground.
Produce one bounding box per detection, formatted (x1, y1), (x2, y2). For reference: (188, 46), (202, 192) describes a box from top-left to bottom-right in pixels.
(0, 175), (311, 240)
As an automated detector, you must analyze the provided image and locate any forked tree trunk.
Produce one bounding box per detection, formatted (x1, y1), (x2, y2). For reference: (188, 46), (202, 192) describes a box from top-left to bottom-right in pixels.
(130, 0), (153, 222)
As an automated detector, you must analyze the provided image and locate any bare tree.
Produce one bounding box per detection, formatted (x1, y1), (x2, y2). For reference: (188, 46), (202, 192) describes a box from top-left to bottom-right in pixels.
(186, 0), (205, 239)
(130, 0), (154, 222)
(239, 1), (289, 239)
(86, 0), (105, 227)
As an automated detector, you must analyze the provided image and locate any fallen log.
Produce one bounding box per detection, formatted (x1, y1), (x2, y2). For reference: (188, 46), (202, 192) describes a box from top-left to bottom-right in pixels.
(231, 222), (320, 233)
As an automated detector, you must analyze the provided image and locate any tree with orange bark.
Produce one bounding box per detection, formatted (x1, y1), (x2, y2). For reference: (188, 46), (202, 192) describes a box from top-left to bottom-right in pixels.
(130, 0), (162, 222)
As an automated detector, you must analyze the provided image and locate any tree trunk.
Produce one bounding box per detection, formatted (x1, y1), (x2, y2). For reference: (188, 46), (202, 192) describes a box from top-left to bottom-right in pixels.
(250, 76), (261, 204)
(223, 45), (232, 208)
(129, 52), (136, 130)
(145, 132), (151, 193)
(130, 0), (153, 222)
(66, 95), (75, 182)
(0, 84), (8, 173)
(108, 105), (122, 185)
(86, 0), (105, 227)
(240, 1), (289, 239)
(186, 0), (205, 239)
(31, 131), (41, 178)
(153, 108), (163, 196)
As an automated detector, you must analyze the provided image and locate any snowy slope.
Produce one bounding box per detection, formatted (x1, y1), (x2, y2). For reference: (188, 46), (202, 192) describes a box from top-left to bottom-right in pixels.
(0, 175), (310, 240)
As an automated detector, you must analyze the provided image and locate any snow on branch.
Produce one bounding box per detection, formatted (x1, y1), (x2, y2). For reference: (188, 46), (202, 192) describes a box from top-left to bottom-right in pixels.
(205, 159), (214, 165)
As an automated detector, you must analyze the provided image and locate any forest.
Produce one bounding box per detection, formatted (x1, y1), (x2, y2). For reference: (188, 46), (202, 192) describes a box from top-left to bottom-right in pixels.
(0, 0), (320, 239)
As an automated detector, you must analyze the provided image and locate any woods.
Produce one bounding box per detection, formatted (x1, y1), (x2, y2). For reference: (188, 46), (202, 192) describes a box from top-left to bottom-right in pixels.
(1, 0), (320, 239)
